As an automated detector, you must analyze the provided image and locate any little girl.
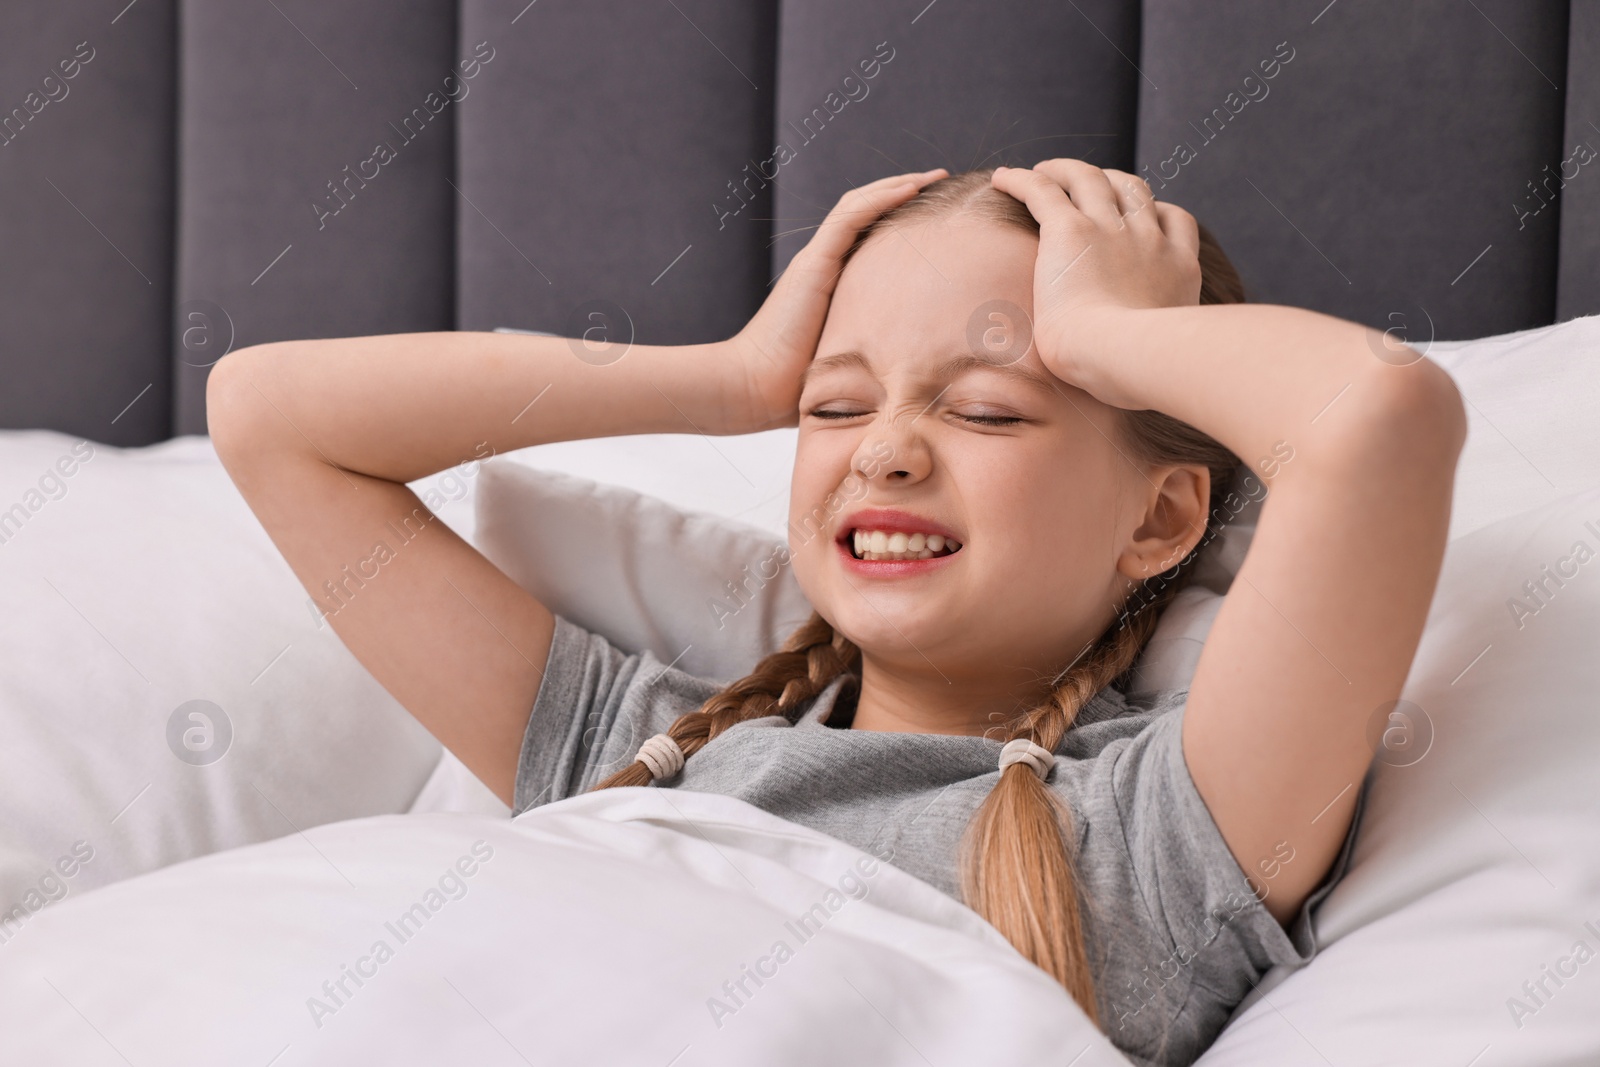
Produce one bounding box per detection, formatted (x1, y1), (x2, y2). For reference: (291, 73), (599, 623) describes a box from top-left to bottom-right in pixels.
(208, 160), (1465, 1065)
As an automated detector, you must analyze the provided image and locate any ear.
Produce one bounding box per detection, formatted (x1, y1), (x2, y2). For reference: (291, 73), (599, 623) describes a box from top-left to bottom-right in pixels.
(1116, 463), (1210, 582)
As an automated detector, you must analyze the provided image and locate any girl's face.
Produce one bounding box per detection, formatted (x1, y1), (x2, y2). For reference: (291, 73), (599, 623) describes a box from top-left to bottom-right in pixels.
(788, 217), (1191, 696)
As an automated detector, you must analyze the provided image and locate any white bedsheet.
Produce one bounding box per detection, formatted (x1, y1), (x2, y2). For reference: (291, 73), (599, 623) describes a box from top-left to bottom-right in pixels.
(0, 787), (1128, 1066)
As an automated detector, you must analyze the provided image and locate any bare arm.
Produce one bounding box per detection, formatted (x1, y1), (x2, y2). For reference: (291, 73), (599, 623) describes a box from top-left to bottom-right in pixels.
(205, 169), (947, 807)
(994, 161), (1467, 925)
(206, 331), (742, 806)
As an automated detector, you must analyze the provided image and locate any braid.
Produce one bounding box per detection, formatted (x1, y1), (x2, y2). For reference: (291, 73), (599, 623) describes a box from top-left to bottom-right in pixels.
(590, 613), (859, 791)
(958, 555), (1197, 1026)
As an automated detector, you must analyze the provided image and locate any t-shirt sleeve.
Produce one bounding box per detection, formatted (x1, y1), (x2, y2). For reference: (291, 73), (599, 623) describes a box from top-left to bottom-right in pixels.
(510, 613), (721, 817)
(1108, 694), (1368, 993)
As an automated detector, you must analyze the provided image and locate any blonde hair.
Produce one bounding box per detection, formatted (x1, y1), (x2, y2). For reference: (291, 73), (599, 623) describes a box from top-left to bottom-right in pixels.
(592, 169), (1244, 1027)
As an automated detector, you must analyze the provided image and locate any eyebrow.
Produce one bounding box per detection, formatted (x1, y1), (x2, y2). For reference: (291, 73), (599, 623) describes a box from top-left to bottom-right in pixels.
(798, 349), (1060, 396)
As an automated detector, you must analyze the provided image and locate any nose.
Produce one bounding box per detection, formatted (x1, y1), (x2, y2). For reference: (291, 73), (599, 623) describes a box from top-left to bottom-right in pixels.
(852, 407), (933, 486)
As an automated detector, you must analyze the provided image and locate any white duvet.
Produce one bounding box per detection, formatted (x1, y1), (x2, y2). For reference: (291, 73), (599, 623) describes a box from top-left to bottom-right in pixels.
(0, 788), (1126, 1066)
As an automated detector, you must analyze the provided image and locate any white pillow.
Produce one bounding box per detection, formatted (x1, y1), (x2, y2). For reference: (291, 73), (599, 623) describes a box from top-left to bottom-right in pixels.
(0, 431), (467, 909)
(1194, 483), (1600, 1063)
(1422, 313), (1600, 540)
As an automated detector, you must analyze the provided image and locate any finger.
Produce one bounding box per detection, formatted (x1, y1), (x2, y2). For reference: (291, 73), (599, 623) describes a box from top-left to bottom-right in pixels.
(805, 169), (947, 264)
(1099, 168), (1162, 237)
(1154, 202), (1200, 259)
(1030, 158), (1122, 228)
(990, 164), (1086, 232)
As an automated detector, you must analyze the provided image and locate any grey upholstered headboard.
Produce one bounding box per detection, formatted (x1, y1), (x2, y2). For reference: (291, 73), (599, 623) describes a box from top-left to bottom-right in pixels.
(2, 1), (1594, 447)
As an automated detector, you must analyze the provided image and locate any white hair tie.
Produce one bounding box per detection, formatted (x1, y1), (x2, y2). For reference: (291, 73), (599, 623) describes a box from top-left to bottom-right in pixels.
(998, 738), (1056, 781)
(635, 733), (686, 781)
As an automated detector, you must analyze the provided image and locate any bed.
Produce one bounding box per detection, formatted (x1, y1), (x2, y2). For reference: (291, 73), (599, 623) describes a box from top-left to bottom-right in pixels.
(2, 2), (1597, 1064)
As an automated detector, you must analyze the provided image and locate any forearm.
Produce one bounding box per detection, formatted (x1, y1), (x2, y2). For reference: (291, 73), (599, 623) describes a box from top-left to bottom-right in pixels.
(1069, 303), (1459, 480)
(207, 331), (743, 484)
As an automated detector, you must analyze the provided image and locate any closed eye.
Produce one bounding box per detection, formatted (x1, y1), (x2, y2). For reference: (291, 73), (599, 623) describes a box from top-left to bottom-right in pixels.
(956, 414), (1023, 427)
(805, 410), (1024, 427)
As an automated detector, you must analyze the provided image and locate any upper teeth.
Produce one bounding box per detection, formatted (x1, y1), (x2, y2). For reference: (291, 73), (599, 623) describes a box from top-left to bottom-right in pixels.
(851, 528), (962, 560)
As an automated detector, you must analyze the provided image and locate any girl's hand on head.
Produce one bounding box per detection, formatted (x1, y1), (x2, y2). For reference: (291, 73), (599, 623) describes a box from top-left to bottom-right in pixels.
(990, 160), (1202, 402)
(727, 168), (948, 433)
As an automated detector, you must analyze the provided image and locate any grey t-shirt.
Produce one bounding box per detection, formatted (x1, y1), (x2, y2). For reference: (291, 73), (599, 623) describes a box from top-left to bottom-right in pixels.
(512, 613), (1366, 1067)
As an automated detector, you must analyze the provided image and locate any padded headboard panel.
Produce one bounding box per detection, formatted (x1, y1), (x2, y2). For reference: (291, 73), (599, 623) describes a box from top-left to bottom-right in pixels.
(1560, 0), (1600, 315)
(1, 1), (177, 444)
(173, 0), (460, 444)
(457, 0), (778, 352)
(1137, 2), (1571, 341)
(767, 1), (1143, 271)
(0, 0), (1592, 446)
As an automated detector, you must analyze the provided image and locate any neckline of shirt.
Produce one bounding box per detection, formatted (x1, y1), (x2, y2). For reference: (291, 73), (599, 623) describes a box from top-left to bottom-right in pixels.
(789, 671), (1150, 744)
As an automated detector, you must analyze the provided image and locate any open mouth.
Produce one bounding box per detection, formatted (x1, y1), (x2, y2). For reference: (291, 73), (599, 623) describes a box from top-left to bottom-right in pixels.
(843, 528), (964, 562)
